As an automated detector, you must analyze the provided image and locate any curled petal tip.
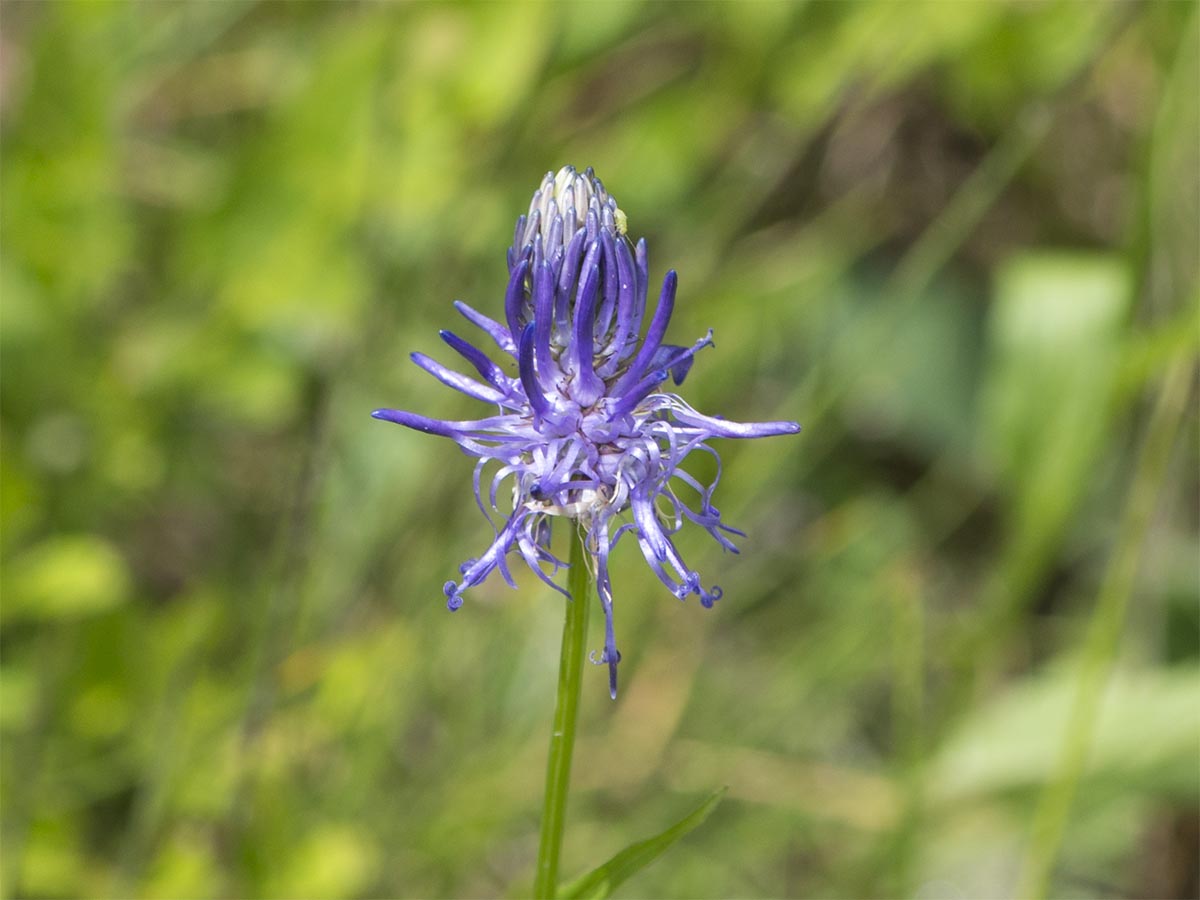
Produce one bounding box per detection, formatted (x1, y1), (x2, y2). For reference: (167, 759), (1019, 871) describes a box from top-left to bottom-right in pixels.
(444, 581), (464, 610)
(748, 420), (802, 438)
(590, 648), (621, 699)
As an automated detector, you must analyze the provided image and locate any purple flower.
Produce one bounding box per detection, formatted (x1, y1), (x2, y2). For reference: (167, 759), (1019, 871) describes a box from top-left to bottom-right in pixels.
(374, 166), (799, 698)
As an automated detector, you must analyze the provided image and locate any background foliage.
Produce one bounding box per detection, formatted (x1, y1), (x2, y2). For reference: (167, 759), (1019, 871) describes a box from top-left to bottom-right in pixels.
(1, 2), (1197, 898)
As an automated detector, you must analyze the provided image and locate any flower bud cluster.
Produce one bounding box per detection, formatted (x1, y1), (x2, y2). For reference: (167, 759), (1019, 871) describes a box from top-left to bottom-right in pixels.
(374, 167), (799, 697)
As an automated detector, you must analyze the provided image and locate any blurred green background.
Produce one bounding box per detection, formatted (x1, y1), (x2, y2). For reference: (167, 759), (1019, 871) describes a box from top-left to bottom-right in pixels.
(1, 1), (1197, 898)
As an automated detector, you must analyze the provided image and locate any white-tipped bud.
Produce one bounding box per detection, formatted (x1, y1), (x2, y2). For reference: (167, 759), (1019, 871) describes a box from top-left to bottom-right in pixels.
(519, 166), (626, 254)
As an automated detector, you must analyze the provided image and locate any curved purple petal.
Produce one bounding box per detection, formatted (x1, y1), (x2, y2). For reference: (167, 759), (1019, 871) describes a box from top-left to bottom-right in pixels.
(504, 258), (531, 343)
(611, 269), (677, 398)
(596, 238), (639, 378)
(670, 407), (801, 439)
(518, 323), (553, 425)
(439, 329), (510, 390)
(410, 352), (508, 405)
(532, 260), (557, 386)
(453, 301), (516, 356)
(565, 262), (605, 406)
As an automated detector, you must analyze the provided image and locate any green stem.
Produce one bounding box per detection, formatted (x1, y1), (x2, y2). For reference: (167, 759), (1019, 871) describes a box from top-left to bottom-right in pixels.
(533, 525), (592, 899)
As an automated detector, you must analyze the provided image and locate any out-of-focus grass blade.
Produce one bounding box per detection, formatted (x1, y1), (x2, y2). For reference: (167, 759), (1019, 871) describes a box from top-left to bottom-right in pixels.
(557, 788), (727, 900)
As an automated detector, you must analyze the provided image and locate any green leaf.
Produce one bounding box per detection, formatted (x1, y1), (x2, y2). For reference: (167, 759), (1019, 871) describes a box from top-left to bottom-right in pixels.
(558, 788), (727, 900)
(979, 252), (1130, 557)
(2, 535), (131, 623)
(929, 665), (1200, 803)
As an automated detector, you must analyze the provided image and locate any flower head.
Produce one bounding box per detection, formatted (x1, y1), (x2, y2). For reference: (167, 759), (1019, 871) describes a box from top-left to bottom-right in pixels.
(373, 166), (799, 698)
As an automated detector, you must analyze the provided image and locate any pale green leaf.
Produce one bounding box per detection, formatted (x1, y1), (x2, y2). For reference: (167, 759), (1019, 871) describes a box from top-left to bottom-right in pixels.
(979, 252), (1131, 553)
(3, 535), (131, 622)
(930, 666), (1200, 804)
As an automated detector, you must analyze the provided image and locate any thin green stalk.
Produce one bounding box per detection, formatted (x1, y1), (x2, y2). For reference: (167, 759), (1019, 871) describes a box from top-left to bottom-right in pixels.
(534, 526), (592, 899)
(1016, 354), (1193, 899)
(888, 565), (926, 896)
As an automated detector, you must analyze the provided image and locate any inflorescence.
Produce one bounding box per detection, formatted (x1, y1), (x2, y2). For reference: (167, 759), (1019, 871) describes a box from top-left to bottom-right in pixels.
(373, 166), (799, 698)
